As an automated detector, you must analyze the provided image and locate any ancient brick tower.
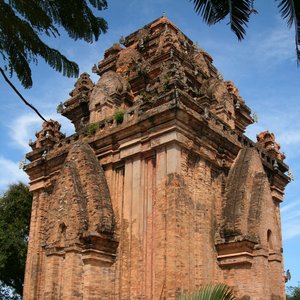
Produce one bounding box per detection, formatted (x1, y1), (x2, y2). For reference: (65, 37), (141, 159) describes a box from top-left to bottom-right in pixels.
(23, 17), (290, 299)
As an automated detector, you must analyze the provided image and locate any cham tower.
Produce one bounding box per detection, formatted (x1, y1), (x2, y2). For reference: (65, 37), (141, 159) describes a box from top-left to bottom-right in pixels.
(23, 17), (290, 299)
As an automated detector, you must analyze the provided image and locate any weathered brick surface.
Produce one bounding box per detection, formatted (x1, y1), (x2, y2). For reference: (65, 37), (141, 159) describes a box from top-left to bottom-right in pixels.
(23, 17), (289, 299)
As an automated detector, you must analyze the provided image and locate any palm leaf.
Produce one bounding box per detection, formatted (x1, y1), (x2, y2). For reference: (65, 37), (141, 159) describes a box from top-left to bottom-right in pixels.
(0, 0), (79, 88)
(191, 0), (228, 25)
(277, 0), (300, 63)
(88, 0), (107, 10)
(8, 0), (52, 31)
(39, 0), (108, 42)
(191, 0), (252, 40)
(227, 0), (252, 40)
(0, 0), (108, 88)
(179, 283), (235, 300)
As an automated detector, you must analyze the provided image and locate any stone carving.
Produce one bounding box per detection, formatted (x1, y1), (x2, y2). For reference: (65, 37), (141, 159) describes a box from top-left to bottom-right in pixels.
(284, 269), (291, 283)
(156, 26), (180, 54)
(225, 80), (244, 102)
(89, 70), (131, 122)
(194, 50), (211, 78)
(155, 17), (192, 56)
(203, 78), (230, 102)
(45, 143), (116, 250)
(32, 119), (65, 150)
(69, 72), (94, 98)
(104, 43), (123, 60)
(116, 47), (142, 76)
(59, 73), (94, 132)
(256, 131), (286, 160)
(135, 58), (151, 82)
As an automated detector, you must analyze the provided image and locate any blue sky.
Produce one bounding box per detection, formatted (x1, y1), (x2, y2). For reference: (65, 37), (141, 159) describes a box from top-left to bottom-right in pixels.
(0, 0), (299, 288)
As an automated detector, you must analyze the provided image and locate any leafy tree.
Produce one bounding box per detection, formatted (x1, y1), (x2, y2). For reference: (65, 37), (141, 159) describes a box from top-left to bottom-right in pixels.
(287, 285), (300, 300)
(179, 283), (235, 300)
(191, 0), (300, 63)
(0, 183), (32, 298)
(0, 0), (108, 88)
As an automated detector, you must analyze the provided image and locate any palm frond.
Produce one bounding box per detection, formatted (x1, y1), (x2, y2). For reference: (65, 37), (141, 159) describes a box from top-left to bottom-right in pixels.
(39, 0), (108, 42)
(88, 0), (107, 10)
(228, 0), (252, 40)
(191, 0), (228, 25)
(0, 0), (108, 88)
(38, 46), (79, 78)
(191, 0), (252, 40)
(179, 283), (235, 300)
(277, 0), (300, 64)
(0, 0), (79, 88)
(8, 0), (52, 31)
(277, 0), (296, 27)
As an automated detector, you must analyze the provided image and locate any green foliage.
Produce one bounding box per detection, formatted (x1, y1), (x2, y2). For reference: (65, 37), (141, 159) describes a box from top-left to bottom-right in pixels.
(140, 90), (152, 102)
(287, 285), (300, 300)
(191, 0), (300, 63)
(0, 183), (32, 298)
(191, 0), (252, 40)
(163, 74), (171, 91)
(114, 110), (124, 124)
(179, 283), (235, 300)
(86, 122), (99, 135)
(0, 0), (108, 88)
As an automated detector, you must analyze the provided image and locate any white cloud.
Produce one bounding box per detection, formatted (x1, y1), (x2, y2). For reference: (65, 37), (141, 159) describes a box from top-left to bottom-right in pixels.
(254, 27), (295, 64)
(281, 201), (299, 214)
(277, 130), (300, 147)
(7, 114), (41, 152)
(282, 218), (300, 240)
(0, 156), (28, 194)
(1, 112), (75, 193)
(207, 19), (296, 76)
(0, 106), (76, 194)
(281, 200), (300, 240)
(245, 103), (300, 162)
(247, 121), (300, 149)
(7, 113), (75, 152)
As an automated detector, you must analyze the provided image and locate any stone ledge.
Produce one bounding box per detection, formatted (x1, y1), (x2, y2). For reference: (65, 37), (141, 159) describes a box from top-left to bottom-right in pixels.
(217, 252), (253, 268)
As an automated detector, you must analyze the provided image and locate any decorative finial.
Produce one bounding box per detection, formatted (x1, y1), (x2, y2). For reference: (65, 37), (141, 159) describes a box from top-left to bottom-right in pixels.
(235, 101), (241, 110)
(284, 269), (291, 283)
(252, 112), (258, 123)
(19, 157), (27, 170)
(138, 38), (145, 50)
(217, 71), (224, 80)
(162, 12), (166, 17)
(170, 48), (174, 59)
(204, 107), (210, 120)
(273, 159), (279, 171)
(56, 102), (64, 114)
(119, 35), (125, 45)
(92, 64), (101, 75)
(288, 169), (294, 181)
(42, 150), (47, 160)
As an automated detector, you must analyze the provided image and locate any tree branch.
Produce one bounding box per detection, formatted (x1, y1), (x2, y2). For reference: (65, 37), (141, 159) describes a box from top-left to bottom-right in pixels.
(0, 67), (47, 122)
